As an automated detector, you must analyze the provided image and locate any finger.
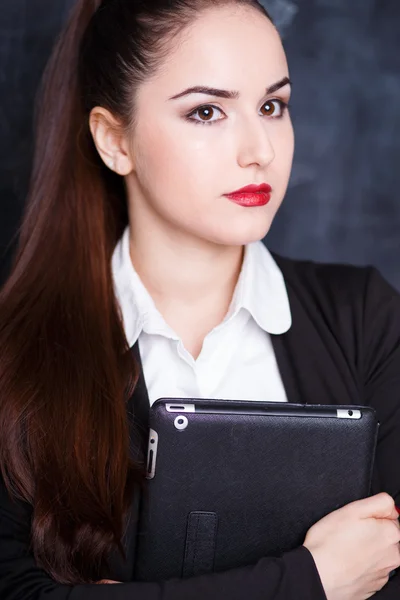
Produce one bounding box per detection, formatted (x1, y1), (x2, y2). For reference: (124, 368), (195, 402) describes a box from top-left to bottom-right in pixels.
(350, 493), (396, 519)
(386, 505), (400, 521)
(386, 516), (400, 530)
(390, 520), (400, 542)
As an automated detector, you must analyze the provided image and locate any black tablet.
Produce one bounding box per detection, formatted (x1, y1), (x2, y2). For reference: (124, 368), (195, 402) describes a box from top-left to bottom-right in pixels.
(134, 399), (378, 582)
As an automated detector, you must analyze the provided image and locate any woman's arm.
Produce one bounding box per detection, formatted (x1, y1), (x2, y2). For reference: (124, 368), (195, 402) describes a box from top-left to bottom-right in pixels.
(0, 481), (326, 600)
(360, 267), (400, 598)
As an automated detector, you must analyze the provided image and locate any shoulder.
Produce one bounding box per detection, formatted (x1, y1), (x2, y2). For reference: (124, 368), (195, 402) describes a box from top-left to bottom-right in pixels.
(271, 252), (400, 383)
(271, 251), (400, 315)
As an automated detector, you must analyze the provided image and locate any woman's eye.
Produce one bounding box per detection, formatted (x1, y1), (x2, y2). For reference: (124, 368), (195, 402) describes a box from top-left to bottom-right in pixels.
(186, 99), (288, 126)
(187, 105), (224, 125)
(260, 99), (287, 118)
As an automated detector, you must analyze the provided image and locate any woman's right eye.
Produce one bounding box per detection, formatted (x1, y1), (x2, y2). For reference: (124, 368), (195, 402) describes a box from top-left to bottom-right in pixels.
(185, 105), (225, 125)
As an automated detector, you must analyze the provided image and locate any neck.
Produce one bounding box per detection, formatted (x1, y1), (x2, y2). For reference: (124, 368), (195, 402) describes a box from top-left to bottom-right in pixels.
(128, 226), (244, 319)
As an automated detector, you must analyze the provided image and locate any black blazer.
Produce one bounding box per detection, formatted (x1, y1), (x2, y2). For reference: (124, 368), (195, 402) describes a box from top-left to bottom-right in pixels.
(1, 254), (400, 600)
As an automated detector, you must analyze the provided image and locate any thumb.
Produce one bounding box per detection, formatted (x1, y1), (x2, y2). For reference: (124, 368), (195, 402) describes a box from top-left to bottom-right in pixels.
(349, 492), (397, 520)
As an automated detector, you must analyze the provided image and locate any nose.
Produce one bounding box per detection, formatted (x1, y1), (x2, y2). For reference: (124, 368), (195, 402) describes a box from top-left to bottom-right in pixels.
(236, 116), (275, 169)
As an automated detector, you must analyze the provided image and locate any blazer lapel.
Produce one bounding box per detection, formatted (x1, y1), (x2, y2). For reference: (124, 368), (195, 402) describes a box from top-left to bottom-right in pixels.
(270, 331), (303, 404)
(128, 341), (150, 449)
(270, 282), (360, 407)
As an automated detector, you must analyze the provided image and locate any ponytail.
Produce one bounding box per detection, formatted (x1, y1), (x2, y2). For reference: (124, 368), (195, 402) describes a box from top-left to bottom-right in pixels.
(0, 0), (138, 584)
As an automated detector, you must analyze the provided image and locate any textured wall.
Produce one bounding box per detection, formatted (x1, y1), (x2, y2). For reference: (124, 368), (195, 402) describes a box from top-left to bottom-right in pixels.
(0, 0), (72, 281)
(1, 0), (399, 287)
(265, 0), (400, 288)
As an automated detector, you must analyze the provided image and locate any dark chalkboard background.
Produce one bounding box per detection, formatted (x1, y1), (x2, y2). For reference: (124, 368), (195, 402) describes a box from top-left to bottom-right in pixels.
(1, 0), (399, 287)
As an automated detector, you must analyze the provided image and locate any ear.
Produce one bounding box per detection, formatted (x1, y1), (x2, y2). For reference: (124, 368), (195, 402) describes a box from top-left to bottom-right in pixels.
(89, 107), (134, 175)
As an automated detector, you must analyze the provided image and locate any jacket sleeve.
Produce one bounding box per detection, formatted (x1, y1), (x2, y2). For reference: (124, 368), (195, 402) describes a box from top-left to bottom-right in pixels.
(0, 478), (326, 600)
(362, 267), (400, 598)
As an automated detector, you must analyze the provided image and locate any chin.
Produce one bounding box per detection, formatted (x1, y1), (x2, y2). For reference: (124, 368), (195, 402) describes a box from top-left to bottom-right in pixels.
(209, 219), (275, 247)
(219, 212), (277, 246)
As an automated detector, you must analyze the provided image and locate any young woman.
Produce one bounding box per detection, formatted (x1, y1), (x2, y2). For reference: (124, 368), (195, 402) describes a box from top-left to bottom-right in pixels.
(0, 0), (399, 598)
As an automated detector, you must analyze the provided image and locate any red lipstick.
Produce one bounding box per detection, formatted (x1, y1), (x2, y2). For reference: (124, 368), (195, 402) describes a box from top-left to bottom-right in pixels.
(224, 183), (272, 207)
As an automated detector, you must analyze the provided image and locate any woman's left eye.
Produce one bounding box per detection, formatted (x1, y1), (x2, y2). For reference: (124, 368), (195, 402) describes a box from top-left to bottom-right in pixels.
(260, 99), (288, 118)
(186, 99), (288, 126)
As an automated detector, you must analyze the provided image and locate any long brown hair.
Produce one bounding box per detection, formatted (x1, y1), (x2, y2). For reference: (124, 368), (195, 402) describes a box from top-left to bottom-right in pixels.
(0, 0), (273, 585)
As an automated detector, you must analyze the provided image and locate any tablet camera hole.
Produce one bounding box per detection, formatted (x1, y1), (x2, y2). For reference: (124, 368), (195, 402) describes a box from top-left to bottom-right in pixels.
(174, 415), (188, 431)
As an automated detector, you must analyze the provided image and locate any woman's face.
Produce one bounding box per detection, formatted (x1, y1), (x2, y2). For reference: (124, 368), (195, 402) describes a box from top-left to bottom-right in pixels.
(127, 4), (294, 247)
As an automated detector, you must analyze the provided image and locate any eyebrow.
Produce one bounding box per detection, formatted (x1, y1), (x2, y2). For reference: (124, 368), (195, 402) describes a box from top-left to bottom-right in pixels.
(168, 76), (291, 101)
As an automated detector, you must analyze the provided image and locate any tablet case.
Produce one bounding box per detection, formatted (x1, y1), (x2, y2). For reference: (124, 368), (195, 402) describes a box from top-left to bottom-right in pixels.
(134, 399), (378, 582)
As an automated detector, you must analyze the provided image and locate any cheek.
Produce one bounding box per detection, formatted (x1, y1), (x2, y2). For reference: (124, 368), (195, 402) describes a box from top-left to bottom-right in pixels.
(276, 120), (295, 174)
(268, 122), (294, 196)
(137, 124), (224, 206)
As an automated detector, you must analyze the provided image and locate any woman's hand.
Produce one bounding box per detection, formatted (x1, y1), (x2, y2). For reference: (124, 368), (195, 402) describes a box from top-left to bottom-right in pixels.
(96, 579), (121, 584)
(303, 492), (400, 600)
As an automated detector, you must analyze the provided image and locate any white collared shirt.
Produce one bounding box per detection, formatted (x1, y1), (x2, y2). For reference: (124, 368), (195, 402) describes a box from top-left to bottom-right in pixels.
(112, 226), (291, 406)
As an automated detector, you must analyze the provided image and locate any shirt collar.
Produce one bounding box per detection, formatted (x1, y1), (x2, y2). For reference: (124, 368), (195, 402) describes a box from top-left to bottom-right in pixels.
(226, 239), (292, 334)
(111, 226), (175, 348)
(111, 226), (292, 348)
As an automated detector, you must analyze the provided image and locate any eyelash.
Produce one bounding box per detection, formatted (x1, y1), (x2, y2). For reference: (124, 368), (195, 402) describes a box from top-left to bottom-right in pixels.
(184, 99), (290, 126)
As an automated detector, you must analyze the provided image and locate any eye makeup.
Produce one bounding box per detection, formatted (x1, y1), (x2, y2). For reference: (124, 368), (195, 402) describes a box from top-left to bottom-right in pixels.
(184, 98), (290, 126)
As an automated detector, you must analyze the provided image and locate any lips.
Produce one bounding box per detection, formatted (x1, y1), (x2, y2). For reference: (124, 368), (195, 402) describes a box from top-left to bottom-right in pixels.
(223, 183), (272, 207)
(227, 183), (272, 194)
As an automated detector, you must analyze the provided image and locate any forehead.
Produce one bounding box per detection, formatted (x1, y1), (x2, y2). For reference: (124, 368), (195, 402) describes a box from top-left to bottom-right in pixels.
(148, 5), (288, 93)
